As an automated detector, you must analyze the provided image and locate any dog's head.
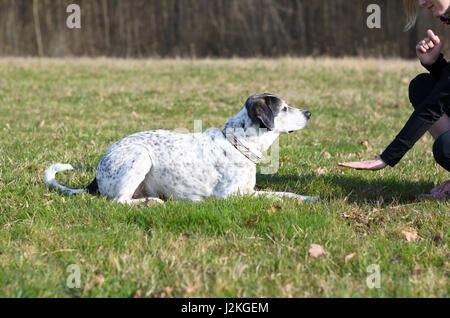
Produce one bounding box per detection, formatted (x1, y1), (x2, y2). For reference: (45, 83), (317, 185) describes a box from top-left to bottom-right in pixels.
(244, 93), (311, 133)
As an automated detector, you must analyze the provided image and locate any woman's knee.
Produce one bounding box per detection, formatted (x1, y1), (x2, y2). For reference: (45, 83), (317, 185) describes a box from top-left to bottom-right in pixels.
(409, 73), (435, 110)
(433, 130), (450, 172)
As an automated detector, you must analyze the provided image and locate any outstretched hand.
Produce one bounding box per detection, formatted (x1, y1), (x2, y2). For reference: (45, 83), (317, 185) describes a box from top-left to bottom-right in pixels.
(338, 157), (387, 171)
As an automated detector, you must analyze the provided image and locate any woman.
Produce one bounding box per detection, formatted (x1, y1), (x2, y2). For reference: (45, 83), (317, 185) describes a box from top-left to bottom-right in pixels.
(339, 0), (450, 199)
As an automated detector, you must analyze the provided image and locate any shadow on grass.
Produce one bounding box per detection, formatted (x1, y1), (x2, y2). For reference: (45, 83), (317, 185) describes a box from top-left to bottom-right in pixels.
(256, 173), (436, 206)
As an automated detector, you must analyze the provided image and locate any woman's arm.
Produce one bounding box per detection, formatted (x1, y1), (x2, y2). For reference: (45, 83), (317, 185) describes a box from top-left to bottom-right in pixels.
(423, 53), (448, 80)
(419, 30), (447, 79)
(339, 30), (448, 171)
(380, 71), (450, 166)
(341, 70), (450, 170)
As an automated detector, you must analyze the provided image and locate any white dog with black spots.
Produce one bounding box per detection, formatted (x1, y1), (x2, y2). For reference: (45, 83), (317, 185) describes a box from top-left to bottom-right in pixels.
(45, 93), (318, 204)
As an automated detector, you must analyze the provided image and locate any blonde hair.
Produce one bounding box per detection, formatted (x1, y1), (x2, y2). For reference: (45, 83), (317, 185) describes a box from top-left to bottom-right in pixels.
(404, 0), (419, 31)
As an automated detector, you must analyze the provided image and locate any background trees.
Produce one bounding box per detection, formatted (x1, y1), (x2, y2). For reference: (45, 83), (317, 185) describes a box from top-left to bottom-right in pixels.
(1, 0), (449, 58)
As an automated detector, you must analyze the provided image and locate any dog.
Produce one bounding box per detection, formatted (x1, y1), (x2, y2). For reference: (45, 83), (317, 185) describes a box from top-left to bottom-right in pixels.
(44, 93), (318, 204)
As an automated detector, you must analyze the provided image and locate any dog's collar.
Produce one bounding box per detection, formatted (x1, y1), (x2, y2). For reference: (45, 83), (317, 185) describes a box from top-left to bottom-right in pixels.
(222, 129), (262, 164)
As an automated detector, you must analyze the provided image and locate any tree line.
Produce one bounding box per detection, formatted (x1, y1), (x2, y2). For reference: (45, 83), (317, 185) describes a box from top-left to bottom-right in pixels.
(1, 0), (450, 58)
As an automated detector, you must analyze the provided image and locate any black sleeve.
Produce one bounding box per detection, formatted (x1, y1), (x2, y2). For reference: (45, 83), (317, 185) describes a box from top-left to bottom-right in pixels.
(422, 54), (448, 80)
(380, 65), (450, 167)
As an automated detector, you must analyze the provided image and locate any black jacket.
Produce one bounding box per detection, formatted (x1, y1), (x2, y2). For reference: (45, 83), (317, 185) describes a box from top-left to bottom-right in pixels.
(380, 54), (450, 166)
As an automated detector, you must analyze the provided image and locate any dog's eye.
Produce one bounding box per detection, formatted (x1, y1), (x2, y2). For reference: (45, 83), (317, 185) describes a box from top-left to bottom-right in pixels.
(282, 107), (288, 112)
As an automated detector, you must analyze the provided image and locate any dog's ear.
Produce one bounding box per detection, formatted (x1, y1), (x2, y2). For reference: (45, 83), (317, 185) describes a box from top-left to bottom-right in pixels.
(248, 98), (274, 131)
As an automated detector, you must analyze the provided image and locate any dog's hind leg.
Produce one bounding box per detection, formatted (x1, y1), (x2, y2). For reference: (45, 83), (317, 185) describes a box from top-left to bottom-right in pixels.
(99, 149), (155, 204)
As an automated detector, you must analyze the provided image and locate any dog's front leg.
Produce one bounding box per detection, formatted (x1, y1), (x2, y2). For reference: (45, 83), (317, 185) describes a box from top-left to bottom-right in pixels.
(253, 191), (319, 202)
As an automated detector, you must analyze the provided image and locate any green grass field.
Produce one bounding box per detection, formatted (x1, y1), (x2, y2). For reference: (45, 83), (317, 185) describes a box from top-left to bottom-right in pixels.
(0, 58), (448, 297)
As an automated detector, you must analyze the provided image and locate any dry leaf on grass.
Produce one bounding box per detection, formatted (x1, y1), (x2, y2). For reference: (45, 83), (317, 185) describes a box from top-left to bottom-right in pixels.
(345, 253), (355, 264)
(309, 244), (326, 258)
(86, 274), (105, 291)
(390, 254), (402, 263)
(134, 289), (143, 298)
(270, 206), (282, 213)
(401, 229), (424, 242)
(158, 286), (174, 298)
(178, 233), (191, 241)
(314, 167), (327, 175)
(111, 256), (121, 272)
(322, 151), (331, 159)
(245, 214), (259, 227)
(413, 265), (424, 275)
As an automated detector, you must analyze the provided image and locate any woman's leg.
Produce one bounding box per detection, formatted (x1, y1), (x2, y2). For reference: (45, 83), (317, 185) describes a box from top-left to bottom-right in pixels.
(427, 131), (450, 199)
(433, 130), (450, 172)
(409, 74), (450, 139)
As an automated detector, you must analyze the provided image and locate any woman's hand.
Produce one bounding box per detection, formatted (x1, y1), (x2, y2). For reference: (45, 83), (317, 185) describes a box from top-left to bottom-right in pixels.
(417, 29), (442, 66)
(338, 157), (387, 171)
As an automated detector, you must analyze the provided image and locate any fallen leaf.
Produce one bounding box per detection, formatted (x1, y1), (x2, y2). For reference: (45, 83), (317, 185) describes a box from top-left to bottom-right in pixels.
(134, 289), (143, 298)
(322, 151), (331, 159)
(97, 246), (103, 252)
(178, 233), (191, 241)
(184, 284), (200, 295)
(345, 253), (355, 264)
(158, 286), (174, 297)
(314, 167), (327, 175)
(245, 214), (259, 227)
(401, 229), (424, 242)
(111, 256), (121, 272)
(308, 244), (326, 258)
(35, 167), (44, 174)
(390, 254), (403, 263)
(270, 206), (282, 213)
(413, 265), (424, 275)
(86, 274), (105, 291)
(432, 235), (441, 244)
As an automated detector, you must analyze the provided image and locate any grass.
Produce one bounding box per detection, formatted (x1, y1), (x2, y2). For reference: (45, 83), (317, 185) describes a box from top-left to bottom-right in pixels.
(0, 57), (448, 297)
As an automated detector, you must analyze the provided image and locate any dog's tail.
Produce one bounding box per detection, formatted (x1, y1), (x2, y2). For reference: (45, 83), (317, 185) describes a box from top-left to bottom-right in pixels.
(44, 163), (99, 196)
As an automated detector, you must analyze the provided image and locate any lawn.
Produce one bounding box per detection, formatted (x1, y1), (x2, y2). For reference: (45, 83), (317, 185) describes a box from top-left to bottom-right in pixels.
(0, 57), (448, 297)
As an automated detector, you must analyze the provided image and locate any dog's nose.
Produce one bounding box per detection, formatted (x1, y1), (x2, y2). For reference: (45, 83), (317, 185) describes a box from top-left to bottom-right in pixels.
(304, 111), (311, 120)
